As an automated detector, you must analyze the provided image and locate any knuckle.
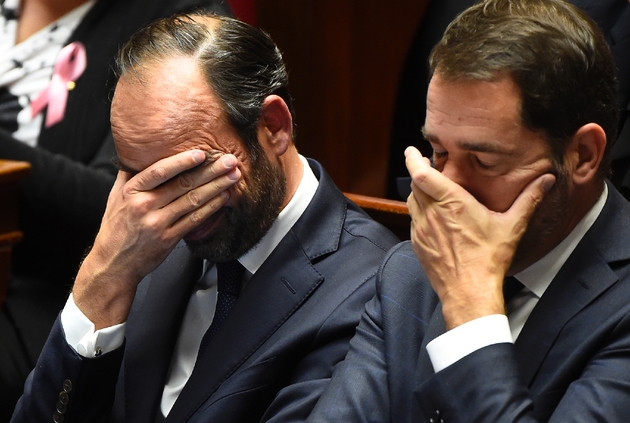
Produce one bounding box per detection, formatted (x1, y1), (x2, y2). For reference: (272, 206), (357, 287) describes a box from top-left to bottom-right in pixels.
(189, 209), (204, 224)
(129, 195), (153, 214)
(406, 196), (414, 209)
(450, 203), (465, 217)
(411, 168), (428, 185)
(121, 182), (137, 198)
(179, 172), (194, 190)
(187, 189), (201, 207)
(149, 166), (167, 181)
(143, 214), (162, 232)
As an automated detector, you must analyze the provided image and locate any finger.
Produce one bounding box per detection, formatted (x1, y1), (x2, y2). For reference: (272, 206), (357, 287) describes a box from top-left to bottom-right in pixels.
(105, 170), (132, 205)
(404, 146), (432, 180)
(406, 190), (422, 222)
(406, 190), (425, 241)
(168, 166), (241, 223)
(129, 150), (208, 192)
(141, 153), (239, 210)
(404, 146), (456, 202)
(180, 154), (239, 191)
(169, 187), (232, 238)
(112, 169), (131, 192)
(505, 172), (556, 230)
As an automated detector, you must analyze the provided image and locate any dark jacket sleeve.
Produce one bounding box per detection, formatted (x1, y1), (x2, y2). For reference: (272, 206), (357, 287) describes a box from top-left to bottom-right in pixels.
(415, 319), (630, 423)
(303, 291), (392, 423)
(10, 317), (125, 423)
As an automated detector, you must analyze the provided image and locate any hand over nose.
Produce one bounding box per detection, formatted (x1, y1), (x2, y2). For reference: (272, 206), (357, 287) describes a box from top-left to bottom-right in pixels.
(404, 146), (555, 329)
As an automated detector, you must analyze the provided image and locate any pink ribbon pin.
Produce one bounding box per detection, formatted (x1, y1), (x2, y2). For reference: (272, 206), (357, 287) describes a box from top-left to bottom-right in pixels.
(31, 41), (87, 128)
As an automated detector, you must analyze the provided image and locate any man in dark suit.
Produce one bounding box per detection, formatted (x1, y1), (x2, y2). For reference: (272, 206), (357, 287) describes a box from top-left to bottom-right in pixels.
(10, 13), (398, 423)
(308, 0), (630, 421)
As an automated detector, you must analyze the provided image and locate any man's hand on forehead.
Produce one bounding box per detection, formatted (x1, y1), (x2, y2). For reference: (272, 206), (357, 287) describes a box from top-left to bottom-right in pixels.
(115, 148), (224, 176)
(72, 149), (241, 329)
(125, 150), (238, 206)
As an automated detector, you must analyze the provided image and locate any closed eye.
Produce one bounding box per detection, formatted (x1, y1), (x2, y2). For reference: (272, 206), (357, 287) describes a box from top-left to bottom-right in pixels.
(475, 157), (495, 170)
(473, 154), (500, 170)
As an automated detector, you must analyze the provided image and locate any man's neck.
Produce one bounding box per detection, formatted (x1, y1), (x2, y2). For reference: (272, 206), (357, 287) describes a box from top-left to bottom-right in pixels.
(278, 145), (304, 210)
(511, 181), (607, 278)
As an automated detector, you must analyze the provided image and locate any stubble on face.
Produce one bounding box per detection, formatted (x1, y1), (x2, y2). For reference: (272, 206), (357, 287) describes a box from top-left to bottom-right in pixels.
(509, 161), (571, 274)
(185, 150), (287, 263)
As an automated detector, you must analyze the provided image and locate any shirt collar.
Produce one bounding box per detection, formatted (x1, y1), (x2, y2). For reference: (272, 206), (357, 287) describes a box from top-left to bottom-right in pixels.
(237, 154), (319, 275)
(515, 183), (608, 298)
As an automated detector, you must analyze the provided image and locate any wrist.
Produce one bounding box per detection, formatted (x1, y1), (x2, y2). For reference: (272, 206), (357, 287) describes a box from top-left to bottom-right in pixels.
(73, 253), (139, 330)
(440, 283), (505, 330)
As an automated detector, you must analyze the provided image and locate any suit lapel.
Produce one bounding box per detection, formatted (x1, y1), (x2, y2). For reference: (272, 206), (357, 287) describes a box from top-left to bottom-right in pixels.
(514, 241), (618, 386)
(165, 160), (346, 422)
(166, 233), (324, 422)
(123, 243), (202, 423)
(515, 185), (630, 386)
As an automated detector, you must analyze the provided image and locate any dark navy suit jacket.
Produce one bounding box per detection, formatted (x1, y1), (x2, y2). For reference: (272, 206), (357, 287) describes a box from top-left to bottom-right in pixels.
(11, 160), (399, 423)
(308, 183), (630, 422)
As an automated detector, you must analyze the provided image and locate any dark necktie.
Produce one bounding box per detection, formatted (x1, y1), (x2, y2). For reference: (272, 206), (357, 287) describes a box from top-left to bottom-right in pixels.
(198, 260), (245, 353)
(503, 276), (525, 304)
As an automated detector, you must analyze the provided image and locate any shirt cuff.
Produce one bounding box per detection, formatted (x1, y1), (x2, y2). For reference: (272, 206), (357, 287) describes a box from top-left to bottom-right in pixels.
(426, 314), (512, 373)
(60, 293), (126, 358)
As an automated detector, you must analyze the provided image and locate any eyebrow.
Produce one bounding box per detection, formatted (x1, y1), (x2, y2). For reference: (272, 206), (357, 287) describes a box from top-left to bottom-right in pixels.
(421, 126), (513, 155)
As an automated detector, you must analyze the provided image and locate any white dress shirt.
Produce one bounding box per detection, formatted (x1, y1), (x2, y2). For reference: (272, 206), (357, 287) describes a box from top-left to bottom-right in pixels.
(426, 183), (608, 372)
(61, 154), (319, 415)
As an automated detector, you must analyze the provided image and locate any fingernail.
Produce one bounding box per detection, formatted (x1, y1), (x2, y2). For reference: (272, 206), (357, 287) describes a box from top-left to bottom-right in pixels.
(226, 168), (240, 181)
(542, 176), (556, 192)
(191, 150), (205, 163)
(221, 190), (230, 201)
(221, 154), (237, 168)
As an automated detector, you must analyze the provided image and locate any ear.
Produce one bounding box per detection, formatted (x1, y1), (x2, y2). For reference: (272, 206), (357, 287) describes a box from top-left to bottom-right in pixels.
(258, 95), (293, 158)
(565, 123), (606, 185)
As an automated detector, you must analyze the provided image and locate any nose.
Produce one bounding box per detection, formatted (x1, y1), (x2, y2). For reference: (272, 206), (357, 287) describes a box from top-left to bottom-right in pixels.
(440, 160), (468, 189)
(439, 161), (491, 210)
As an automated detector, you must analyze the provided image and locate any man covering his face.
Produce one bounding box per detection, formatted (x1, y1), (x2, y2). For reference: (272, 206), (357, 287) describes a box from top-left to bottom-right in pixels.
(308, 0), (630, 421)
(11, 13), (399, 423)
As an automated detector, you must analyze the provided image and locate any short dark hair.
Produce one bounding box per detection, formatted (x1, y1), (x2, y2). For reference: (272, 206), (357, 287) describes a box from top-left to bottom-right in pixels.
(116, 12), (295, 162)
(429, 0), (618, 178)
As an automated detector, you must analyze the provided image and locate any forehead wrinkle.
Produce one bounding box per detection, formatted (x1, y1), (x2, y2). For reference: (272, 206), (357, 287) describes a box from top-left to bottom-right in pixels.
(166, 99), (227, 148)
(112, 53), (240, 172)
(115, 76), (224, 145)
(428, 99), (518, 128)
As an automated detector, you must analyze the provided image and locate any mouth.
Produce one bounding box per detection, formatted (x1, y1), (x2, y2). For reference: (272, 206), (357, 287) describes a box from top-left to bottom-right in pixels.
(183, 209), (226, 242)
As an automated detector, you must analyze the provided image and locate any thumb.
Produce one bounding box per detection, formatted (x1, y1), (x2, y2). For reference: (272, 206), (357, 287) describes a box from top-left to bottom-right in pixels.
(505, 172), (556, 227)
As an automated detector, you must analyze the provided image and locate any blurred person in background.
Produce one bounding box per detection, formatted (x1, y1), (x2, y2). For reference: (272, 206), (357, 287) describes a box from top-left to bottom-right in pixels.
(0, 0), (231, 420)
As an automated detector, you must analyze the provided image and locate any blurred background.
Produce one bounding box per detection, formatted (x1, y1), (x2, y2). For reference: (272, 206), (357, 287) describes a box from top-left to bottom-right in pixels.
(229, 0), (430, 198)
